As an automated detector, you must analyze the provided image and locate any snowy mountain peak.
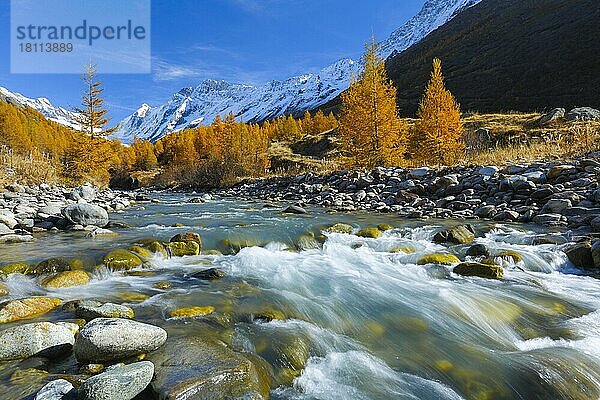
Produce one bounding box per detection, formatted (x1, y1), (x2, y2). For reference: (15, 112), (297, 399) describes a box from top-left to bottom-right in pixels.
(0, 86), (81, 131)
(136, 103), (151, 118)
(114, 0), (482, 143)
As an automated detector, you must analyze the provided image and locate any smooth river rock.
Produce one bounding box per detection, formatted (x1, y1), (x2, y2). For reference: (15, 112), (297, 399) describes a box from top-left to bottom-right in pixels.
(78, 361), (154, 400)
(35, 379), (76, 400)
(62, 204), (109, 228)
(0, 322), (75, 360)
(147, 335), (270, 400)
(74, 318), (167, 362)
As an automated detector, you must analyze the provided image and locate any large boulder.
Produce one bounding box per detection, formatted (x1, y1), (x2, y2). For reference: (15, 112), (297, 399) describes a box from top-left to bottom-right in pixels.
(62, 204), (108, 227)
(78, 361), (154, 400)
(170, 232), (202, 248)
(147, 335), (270, 400)
(42, 270), (89, 289)
(564, 242), (594, 270)
(0, 322), (75, 360)
(566, 107), (600, 121)
(453, 262), (504, 279)
(74, 318), (167, 362)
(103, 249), (142, 270)
(0, 297), (62, 323)
(433, 225), (475, 245)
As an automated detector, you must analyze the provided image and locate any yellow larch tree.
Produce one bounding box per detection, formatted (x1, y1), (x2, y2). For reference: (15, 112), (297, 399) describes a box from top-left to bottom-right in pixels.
(339, 37), (407, 168)
(411, 58), (464, 165)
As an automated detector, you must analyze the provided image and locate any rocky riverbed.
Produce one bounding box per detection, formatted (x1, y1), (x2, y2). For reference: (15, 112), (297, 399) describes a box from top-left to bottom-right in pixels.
(0, 183), (138, 243)
(222, 155), (600, 271)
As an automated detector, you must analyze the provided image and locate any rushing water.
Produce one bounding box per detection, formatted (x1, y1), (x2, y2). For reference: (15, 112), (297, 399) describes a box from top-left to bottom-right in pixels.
(1, 193), (600, 400)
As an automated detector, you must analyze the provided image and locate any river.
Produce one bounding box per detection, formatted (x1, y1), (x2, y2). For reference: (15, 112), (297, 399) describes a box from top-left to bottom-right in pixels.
(1, 192), (599, 399)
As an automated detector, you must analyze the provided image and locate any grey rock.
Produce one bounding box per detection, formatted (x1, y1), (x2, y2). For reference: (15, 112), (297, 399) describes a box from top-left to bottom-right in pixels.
(74, 318), (167, 362)
(0, 234), (34, 243)
(542, 199), (572, 214)
(282, 205), (307, 214)
(0, 322), (75, 360)
(409, 167), (430, 178)
(538, 108), (565, 125)
(62, 204), (108, 227)
(478, 166), (498, 177)
(532, 213), (563, 224)
(72, 300), (134, 320)
(567, 107), (600, 121)
(35, 379), (76, 400)
(0, 223), (13, 235)
(78, 361), (154, 400)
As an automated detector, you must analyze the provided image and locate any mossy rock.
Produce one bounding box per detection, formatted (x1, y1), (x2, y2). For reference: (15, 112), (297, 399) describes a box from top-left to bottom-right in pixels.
(143, 241), (167, 256)
(377, 223), (394, 231)
(201, 249), (222, 256)
(35, 258), (73, 274)
(279, 337), (309, 371)
(453, 262), (504, 279)
(295, 234), (320, 251)
(103, 249), (143, 270)
(254, 308), (286, 322)
(167, 241), (200, 257)
(70, 299), (134, 319)
(42, 270), (90, 288)
(323, 223), (353, 234)
(417, 253), (461, 265)
(218, 238), (262, 255)
(170, 306), (215, 318)
(0, 283), (8, 297)
(128, 245), (153, 259)
(390, 246), (415, 254)
(153, 281), (172, 290)
(0, 263), (33, 275)
(0, 297), (62, 323)
(435, 359), (454, 372)
(357, 227), (382, 239)
(496, 250), (523, 263)
(433, 225), (475, 245)
(118, 292), (150, 303)
(172, 222), (185, 227)
(170, 232), (202, 249)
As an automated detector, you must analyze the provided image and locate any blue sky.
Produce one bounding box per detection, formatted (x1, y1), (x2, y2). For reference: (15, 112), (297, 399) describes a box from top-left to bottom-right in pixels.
(0, 0), (423, 122)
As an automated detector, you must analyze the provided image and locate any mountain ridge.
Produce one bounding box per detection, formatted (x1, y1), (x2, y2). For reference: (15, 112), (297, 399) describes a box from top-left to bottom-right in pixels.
(114, 0), (482, 143)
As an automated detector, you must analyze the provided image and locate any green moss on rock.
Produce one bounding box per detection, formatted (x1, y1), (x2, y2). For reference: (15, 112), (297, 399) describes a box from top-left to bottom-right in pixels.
(103, 249), (142, 270)
(453, 262), (504, 279)
(167, 241), (200, 257)
(324, 223), (354, 234)
(357, 228), (382, 239)
(417, 253), (461, 265)
(42, 270), (90, 288)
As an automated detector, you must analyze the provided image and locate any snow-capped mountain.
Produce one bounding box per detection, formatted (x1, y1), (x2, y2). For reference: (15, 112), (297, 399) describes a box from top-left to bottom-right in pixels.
(115, 0), (482, 143)
(0, 86), (81, 131)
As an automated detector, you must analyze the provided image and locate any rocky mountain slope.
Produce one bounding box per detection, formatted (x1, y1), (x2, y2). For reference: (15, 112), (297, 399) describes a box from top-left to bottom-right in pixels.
(383, 0), (600, 115)
(114, 0), (482, 143)
(0, 86), (80, 131)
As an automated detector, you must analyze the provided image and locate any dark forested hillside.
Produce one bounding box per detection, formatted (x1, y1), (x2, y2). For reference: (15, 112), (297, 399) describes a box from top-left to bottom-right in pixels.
(320, 0), (600, 116)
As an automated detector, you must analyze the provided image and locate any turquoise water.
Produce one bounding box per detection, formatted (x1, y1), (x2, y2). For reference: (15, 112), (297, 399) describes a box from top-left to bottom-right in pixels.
(1, 193), (599, 399)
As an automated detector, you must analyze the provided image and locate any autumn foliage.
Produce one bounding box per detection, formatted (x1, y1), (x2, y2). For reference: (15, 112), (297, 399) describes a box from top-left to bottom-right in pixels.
(339, 39), (407, 168)
(410, 58), (464, 164)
